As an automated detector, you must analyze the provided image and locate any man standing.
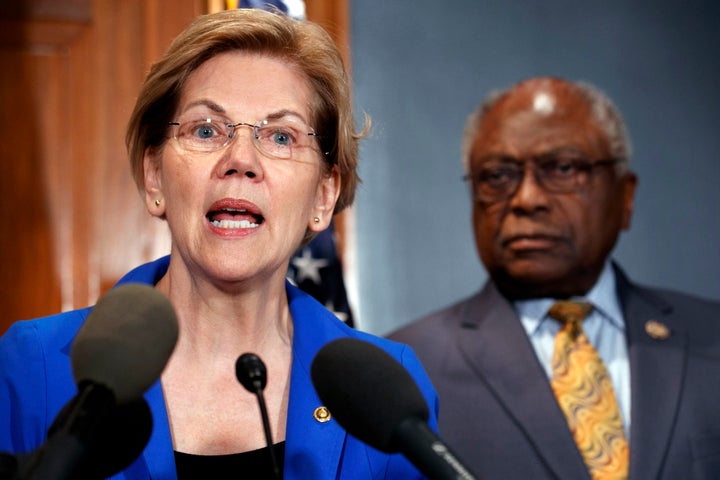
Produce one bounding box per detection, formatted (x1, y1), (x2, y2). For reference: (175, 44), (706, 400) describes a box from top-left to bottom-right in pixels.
(390, 77), (720, 479)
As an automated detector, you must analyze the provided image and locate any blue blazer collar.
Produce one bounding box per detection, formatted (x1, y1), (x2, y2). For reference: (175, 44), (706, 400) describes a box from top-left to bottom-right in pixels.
(136, 280), (353, 480)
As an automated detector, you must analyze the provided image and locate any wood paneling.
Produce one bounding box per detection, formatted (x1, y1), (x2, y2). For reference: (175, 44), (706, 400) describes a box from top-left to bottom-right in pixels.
(306, 0), (350, 59)
(0, 0), (203, 333)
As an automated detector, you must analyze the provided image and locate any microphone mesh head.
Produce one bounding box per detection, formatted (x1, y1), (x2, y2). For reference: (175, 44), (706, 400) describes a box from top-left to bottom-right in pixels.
(71, 283), (179, 403)
(236, 353), (268, 393)
(311, 338), (429, 452)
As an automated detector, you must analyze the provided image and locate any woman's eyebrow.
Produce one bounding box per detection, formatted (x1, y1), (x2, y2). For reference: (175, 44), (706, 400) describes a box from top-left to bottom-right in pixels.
(180, 99), (226, 114)
(265, 109), (308, 123)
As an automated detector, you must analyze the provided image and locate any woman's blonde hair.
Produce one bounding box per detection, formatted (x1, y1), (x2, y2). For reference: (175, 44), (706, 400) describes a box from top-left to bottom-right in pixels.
(126, 8), (365, 215)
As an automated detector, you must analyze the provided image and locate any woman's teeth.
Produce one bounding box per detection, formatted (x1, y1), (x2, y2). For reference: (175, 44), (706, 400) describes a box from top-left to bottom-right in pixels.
(211, 219), (259, 229)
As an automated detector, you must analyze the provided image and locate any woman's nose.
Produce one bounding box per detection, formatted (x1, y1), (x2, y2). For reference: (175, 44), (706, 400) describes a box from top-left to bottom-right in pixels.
(215, 125), (263, 179)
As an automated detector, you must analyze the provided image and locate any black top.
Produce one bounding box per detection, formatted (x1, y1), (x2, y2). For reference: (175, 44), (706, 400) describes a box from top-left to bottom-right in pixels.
(175, 442), (285, 479)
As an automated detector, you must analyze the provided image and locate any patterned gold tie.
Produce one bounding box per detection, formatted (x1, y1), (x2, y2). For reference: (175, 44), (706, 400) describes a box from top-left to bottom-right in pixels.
(549, 301), (629, 480)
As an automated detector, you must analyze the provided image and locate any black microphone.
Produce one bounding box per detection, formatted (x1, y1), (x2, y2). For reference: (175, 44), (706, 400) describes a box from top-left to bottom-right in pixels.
(310, 338), (479, 480)
(71, 283), (179, 403)
(3, 398), (153, 480)
(0, 454), (18, 480)
(236, 353), (281, 480)
(20, 396), (153, 479)
(18, 283), (178, 480)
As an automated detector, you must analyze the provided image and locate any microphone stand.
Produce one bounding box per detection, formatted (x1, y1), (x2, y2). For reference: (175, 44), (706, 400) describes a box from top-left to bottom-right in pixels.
(236, 353), (281, 480)
(253, 386), (281, 480)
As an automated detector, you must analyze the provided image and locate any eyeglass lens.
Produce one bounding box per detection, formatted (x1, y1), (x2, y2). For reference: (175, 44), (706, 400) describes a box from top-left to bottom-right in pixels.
(467, 153), (615, 203)
(171, 116), (318, 159)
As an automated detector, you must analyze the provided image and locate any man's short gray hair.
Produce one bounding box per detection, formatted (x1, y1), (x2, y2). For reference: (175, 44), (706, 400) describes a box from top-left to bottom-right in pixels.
(461, 78), (632, 174)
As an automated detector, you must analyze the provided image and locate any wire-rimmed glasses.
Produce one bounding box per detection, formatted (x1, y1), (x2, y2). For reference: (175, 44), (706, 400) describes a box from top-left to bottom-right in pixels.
(168, 115), (324, 160)
(464, 152), (619, 204)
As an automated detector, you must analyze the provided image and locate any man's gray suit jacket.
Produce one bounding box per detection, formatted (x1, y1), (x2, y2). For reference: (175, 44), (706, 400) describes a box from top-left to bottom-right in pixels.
(390, 265), (720, 480)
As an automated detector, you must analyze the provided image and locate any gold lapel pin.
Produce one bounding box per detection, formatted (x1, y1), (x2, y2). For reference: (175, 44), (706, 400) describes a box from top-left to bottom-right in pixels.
(313, 406), (332, 423)
(645, 320), (671, 340)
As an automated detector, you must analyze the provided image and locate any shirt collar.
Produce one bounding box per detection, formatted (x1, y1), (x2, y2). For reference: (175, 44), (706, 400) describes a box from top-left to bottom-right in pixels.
(515, 261), (625, 336)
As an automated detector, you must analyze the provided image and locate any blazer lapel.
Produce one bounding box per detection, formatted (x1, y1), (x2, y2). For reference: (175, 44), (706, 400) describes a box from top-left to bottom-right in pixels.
(615, 267), (686, 480)
(456, 283), (591, 480)
(137, 380), (174, 480)
(133, 283), (351, 480)
(283, 283), (348, 480)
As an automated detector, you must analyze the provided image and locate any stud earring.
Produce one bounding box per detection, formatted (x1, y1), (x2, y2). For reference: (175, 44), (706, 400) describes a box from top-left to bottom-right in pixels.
(313, 217), (320, 224)
(154, 199), (161, 206)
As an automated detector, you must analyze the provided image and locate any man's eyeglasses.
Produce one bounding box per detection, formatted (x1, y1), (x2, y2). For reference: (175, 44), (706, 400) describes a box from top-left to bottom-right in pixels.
(463, 153), (619, 204)
(168, 116), (324, 160)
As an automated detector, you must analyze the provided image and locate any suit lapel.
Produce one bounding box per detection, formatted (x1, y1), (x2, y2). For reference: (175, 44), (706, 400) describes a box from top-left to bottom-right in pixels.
(138, 380), (174, 480)
(283, 283), (347, 480)
(615, 267), (686, 480)
(134, 284), (350, 480)
(456, 283), (591, 480)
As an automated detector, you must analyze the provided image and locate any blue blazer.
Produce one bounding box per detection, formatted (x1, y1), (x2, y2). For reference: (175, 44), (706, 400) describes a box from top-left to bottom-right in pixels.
(0, 256), (438, 479)
(390, 263), (720, 479)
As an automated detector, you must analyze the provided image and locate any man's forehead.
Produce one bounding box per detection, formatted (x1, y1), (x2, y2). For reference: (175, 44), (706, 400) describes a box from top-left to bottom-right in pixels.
(494, 80), (587, 117)
(471, 82), (607, 158)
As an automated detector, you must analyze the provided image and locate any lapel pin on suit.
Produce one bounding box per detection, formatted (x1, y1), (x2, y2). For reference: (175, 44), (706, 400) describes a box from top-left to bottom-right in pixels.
(645, 320), (671, 340)
(314, 406), (332, 423)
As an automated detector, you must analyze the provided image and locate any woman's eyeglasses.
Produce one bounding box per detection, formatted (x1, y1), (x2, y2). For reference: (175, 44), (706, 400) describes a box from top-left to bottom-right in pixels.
(168, 116), (325, 160)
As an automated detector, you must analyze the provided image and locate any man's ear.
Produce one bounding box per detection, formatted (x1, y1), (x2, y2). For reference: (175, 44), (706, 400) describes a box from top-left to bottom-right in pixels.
(621, 172), (637, 230)
(143, 150), (165, 218)
(309, 165), (340, 232)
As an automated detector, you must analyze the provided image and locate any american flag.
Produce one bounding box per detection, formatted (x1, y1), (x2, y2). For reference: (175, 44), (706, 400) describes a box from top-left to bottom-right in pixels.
(227, 0), (306, 20)
(287, 222), (355, 327)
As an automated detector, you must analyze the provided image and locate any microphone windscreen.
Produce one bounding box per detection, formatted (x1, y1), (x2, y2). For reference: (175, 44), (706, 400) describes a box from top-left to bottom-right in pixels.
(71, 283), (179, 403)
(310, 338), (429, 453)
(236, 353), (268, 393)
(47, 396), (153, 479)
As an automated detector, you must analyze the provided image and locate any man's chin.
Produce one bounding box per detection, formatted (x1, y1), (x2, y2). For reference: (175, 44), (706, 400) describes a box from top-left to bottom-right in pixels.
(505, 259), (570, 283)
(492, 263), (581, 299)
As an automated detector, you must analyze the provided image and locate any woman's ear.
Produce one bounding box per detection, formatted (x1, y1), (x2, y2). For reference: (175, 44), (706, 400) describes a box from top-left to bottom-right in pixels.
(309, 165), (340, 232)
(143, 150), (165, 218)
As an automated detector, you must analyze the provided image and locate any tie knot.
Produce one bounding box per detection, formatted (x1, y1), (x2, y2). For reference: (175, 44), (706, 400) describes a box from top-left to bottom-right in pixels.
(548, 300), (593, 325)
